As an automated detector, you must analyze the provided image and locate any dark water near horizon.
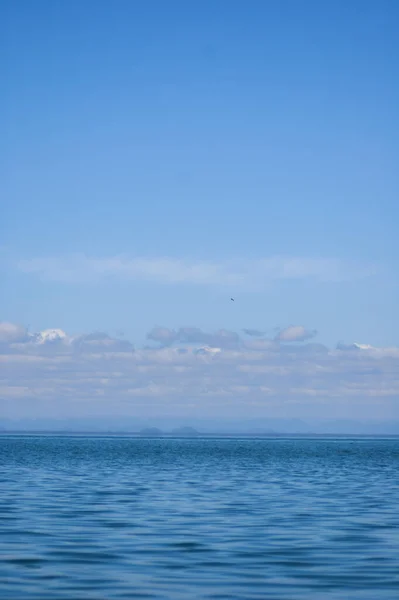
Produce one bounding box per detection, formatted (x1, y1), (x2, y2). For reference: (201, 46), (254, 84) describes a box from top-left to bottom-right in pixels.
(1, 436), (398, 599)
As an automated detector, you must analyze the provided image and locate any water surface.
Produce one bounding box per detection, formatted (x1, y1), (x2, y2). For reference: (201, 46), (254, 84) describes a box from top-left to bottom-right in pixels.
(1, 436), (398, 599)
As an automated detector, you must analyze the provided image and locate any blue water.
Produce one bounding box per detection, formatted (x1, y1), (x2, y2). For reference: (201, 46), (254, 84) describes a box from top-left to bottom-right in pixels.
(1, 436), (398, 599)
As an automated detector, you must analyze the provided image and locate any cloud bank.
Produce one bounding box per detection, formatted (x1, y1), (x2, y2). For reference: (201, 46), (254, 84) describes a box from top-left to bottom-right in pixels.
(0, 321), (398, 422)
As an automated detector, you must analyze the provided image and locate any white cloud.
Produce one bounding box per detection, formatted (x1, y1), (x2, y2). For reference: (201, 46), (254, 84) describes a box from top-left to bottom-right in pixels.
(335, 342), (399, 359)
(0, 322), (29, 343)
(0, 322), (398, 422)
(275, 325), (317, 342)
(16, 254), (378, 286)
(243, 328), (265, 337)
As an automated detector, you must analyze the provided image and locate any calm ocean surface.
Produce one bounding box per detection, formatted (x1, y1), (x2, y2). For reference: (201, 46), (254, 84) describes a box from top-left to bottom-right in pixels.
(1, 436), (398, 599)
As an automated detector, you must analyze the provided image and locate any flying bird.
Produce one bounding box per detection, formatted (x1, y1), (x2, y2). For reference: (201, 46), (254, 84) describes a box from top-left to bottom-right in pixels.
(230, 297), (235, 301)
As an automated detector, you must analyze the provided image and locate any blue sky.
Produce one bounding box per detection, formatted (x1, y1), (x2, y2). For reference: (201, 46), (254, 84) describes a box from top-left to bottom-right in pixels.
(1, 1), (398, 423)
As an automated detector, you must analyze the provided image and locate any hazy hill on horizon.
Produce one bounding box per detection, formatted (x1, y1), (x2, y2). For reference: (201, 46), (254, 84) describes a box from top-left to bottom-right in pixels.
(1, 417), (398, 435)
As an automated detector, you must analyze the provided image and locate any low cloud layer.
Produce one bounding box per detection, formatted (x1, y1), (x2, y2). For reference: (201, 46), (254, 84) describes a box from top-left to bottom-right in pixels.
(147, 326), (240, 348)
(0, 321), (398, 422)
(16, 254), (378, 286)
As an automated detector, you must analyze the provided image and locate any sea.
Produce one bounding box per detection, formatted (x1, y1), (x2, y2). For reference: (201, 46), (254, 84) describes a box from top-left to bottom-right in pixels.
(1, 435), (398, 599)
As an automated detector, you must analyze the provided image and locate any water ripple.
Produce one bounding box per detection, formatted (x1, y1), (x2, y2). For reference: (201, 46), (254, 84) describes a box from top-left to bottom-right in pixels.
(1, 436), (398, 599)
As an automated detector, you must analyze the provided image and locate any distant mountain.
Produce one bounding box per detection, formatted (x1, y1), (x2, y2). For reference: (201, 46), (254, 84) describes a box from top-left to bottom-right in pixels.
(1, 417), (398, 436)
(170, 426), (199, 436)
(138, 427), (164, 436)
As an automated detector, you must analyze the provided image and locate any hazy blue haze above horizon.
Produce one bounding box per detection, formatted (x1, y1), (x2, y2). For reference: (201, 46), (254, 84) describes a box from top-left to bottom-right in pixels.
(1, 1), (398, 423)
